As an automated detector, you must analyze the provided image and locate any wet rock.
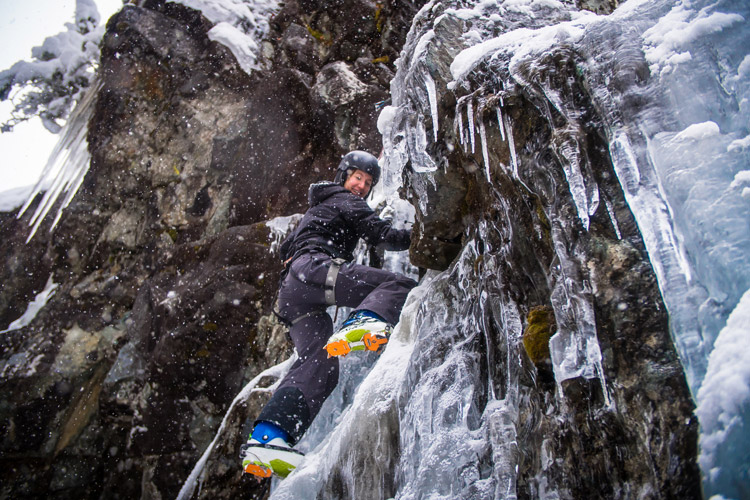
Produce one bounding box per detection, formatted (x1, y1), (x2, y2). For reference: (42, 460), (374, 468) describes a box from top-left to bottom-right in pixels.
(311, 61), (388, 152)
(281, 23), (320, 74)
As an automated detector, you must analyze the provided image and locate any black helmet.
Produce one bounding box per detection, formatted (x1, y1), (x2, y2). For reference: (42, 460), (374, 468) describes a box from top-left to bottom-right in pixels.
(334, 150), (381, 187)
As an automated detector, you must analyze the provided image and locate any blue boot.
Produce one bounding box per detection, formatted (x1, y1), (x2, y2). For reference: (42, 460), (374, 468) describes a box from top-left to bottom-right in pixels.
(240, 421), (304, 478)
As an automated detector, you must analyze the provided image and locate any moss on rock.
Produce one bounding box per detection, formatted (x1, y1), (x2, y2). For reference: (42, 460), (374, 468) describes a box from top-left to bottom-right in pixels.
(522, 305), (556, 365)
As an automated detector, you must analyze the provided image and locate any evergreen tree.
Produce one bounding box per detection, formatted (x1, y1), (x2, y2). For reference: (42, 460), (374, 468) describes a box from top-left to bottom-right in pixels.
(0, 0), (104, 134)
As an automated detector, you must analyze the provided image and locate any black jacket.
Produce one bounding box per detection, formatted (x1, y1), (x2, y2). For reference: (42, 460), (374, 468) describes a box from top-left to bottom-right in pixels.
(280, 182), (411, 262)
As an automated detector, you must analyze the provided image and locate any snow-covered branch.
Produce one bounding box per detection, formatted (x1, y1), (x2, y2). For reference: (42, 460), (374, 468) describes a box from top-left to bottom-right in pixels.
(0, 0), (105, 133)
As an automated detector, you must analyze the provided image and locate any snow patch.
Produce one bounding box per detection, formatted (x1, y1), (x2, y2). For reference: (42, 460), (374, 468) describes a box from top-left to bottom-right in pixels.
(170, 0), (281, 76)
(449, 19), (589, 85)
(643, 4), (744, 75)
(672, 121), (721, 142)
(1, 275), (59, 334)
(697, 288), (750, 492)
(208, 22), (260, 74)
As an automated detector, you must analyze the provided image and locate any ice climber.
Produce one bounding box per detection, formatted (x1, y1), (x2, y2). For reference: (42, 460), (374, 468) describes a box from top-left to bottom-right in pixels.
(240, 150), (417, 479)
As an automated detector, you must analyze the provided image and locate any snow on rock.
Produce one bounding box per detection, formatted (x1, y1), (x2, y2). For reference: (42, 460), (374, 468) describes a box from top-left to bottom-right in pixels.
(207, 22), (261, 74)
(0, 275), (58, 334)
(170, 0), (281, 75)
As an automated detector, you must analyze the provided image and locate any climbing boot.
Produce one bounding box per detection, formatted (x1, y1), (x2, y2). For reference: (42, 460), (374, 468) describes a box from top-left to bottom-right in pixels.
(240, 438), (304, 478)
(324, 310), (392, 357)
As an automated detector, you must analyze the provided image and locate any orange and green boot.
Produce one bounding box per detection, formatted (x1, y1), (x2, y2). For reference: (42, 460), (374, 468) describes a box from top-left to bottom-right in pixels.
(324, 310), (392, 357)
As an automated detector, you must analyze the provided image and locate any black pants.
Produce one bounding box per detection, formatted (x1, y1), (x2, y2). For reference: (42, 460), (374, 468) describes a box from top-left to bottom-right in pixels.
(256, 252), (417, 443)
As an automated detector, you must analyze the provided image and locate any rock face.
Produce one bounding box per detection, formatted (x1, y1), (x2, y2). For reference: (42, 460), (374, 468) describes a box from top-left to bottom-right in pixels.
(0, 0), (701, 499)
(0, 0), (421, 498)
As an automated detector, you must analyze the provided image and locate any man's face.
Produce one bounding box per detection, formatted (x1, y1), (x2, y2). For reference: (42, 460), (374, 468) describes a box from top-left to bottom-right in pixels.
(343, 169), (373, 198)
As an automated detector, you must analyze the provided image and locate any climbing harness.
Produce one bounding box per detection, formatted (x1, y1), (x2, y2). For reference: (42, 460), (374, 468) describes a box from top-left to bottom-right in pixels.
(324, 258), (345, 305)
(275, 256), (346, 327)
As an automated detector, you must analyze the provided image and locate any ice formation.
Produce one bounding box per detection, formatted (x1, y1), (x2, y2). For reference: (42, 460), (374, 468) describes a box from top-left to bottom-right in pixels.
(17, 79), (100, 242)
(270, 0), (749, 497)
(176, 355), (297, 500)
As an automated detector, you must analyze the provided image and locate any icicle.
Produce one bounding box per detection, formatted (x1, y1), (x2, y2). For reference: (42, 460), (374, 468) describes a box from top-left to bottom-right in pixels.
(503, 113), (519, 178)
(604, 197), (622, 240)
(556, 136), (591, 231)
(457, 103), (467, 148)
(479, 118), (491, 182)
(410, 117), (437, 172)
(467, 98), (476, 154)
(496, 106), (506, 142)
(19, 79), (101, 242)
(425, 73), (439, 142)
(588, 185), (600, 218)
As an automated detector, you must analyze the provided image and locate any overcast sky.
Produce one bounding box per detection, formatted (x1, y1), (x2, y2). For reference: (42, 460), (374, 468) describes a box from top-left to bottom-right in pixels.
(0, 0), (123, 195)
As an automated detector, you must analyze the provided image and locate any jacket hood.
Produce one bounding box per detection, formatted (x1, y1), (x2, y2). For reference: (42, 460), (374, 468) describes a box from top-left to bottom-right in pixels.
(308, 181), (348, 207)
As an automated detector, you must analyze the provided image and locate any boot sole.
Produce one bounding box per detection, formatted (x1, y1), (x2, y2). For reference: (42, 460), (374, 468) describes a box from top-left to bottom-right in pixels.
(325, 332), (388, 357)
(242, 446), (303, 478)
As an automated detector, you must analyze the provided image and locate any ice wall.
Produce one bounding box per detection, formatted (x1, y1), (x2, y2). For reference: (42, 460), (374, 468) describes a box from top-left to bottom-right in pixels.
(387, 0), (748, 496)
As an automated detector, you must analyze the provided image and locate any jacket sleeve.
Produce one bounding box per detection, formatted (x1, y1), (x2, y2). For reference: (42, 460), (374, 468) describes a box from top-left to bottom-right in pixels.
(345, 196), (411, 251)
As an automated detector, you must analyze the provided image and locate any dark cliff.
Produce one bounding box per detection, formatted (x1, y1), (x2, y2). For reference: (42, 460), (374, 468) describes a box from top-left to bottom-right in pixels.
(0, 0), (423, 498)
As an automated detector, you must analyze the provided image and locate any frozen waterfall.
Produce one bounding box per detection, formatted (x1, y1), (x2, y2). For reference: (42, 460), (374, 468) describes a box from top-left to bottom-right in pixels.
(271, 0), (749, 498)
